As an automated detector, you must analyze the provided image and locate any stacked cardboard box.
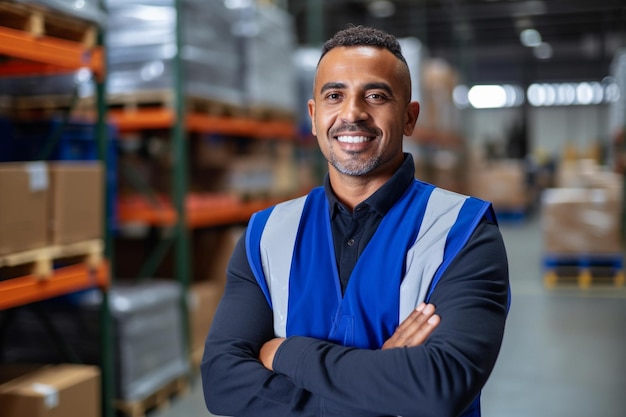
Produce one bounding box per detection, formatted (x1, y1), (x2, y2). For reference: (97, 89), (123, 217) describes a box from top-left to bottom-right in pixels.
(542, 188), (622, 254)
(468, 158), (530, 212)
(0, 161), (103, 256)
(0, 364), (101, 417)
(0, 162), (49, 256)
(542, 158), (623, 255)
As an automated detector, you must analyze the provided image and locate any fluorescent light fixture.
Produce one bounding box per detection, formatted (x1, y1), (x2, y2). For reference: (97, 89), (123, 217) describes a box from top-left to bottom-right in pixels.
(453, 85), (470, 108)
(520, 29), (542, 47)
(468, 85), (507, 109)
(576, 83), (594, 105)
(368, 0), (396, 18)
(527, 81), (615, 106)
(224, 0), (253, 9)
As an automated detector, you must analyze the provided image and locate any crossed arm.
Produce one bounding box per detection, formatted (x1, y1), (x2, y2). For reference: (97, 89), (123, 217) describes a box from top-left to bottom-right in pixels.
(201, 220), (509, 417)
(259, 302), (441, 370)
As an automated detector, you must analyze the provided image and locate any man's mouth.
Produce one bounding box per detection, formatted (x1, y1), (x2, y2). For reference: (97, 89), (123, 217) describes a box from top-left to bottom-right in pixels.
(336, 135), (372, 144)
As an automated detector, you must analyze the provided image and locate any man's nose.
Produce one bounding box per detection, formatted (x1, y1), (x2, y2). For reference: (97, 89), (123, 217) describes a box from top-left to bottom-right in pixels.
(340, 96), (369, 122)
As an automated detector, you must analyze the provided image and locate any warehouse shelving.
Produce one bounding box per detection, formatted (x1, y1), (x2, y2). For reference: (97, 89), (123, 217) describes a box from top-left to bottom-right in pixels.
(0, 262), (108, 310)
(0, 3), (114, 417)
(110, 108), (297, 139)
(0, 1), (110, 310)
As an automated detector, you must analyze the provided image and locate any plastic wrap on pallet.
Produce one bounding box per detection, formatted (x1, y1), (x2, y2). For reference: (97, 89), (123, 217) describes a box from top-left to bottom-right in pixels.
(236, 4), (297, 114)
(107, 48), (242, 105)
(0, 280), (189, 402)
(0, 71), (93, 97)
(105, 0), (242, 106)
(541, 187), (623, 255)
(13, 0), (107, 26)
(80, 280), (190, 401)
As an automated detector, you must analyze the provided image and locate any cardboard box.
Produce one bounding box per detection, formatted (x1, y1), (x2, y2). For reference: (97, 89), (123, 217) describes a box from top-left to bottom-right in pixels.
(541, 188), (622, 254)
(0, 364), (100, 417)
(0, 162), (49, 255)
(468, 159), (529, 210)
(49, 162), (103, 245)
(189, 280), (225, 352)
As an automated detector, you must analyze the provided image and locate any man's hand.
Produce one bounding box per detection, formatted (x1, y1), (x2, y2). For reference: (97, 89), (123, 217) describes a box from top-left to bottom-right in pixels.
(259, 337), (286, 371)
(382, 303), (440, 350)
(259, 303), (439, 369)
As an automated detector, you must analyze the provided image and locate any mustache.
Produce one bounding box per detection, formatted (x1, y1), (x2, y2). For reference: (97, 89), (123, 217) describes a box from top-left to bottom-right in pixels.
(329, 123), (380, 137)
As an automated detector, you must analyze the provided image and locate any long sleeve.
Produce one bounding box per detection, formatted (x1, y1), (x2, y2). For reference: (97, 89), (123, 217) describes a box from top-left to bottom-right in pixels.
(201, 220), (509, 417)
(200, 235), (319, 416)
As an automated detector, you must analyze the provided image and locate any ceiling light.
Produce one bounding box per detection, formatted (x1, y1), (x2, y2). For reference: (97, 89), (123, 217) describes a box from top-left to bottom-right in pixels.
(467, 85), (507, 109)
(368, 0), (396, 18)
(520, 29), (542, 47)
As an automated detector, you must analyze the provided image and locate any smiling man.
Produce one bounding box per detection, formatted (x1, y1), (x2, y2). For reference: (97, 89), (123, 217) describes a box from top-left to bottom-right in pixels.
(201, 25), (510, 417)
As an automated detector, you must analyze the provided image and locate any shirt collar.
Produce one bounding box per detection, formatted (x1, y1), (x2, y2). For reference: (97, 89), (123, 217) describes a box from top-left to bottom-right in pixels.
(324, 153), (416, 217)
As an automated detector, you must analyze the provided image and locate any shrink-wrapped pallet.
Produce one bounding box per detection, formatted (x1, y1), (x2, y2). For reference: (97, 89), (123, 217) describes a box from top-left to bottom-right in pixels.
(105, 0), (243, 107)
(541, 187), (622, 255)
(235, 3), (298, 116)
(0, 280), (189, 401)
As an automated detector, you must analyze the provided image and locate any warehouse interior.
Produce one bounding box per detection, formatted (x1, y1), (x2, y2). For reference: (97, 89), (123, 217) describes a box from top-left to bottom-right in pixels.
(0, 0), (625, 416)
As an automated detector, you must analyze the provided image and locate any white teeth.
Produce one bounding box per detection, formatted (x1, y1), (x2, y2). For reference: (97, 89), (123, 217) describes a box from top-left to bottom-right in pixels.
(336, 136), (370, 143)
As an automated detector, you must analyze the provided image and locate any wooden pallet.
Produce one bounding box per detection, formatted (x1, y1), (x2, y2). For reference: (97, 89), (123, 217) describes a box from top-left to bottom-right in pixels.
(107, 90), (246, 118)
(8, 94), (95, 119)
(0, 239), (103, 280)
(115, 376), (190, 417)
(247, 104), (297, 122)
(543, 253), (625, 288)
(0, 1), (97, 47)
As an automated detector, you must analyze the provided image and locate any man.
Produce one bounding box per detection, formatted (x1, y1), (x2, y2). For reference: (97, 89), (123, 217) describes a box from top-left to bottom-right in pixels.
(201, 25), (510, 417)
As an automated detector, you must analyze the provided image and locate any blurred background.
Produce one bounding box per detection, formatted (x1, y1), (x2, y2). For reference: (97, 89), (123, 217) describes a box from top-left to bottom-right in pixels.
(0, 1), (625, 417)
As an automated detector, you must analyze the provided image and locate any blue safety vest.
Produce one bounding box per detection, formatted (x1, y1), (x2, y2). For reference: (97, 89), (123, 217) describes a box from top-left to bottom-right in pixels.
(246, 180), (495, 417)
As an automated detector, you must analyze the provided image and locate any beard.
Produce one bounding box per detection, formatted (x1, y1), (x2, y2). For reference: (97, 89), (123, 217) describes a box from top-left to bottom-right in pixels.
(326, 122), (382, 176)
(328, 148), (382, 176)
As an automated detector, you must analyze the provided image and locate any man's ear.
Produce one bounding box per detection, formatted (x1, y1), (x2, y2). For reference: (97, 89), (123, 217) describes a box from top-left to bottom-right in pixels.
(307, 99), (317, 136)
(404, 101), (420, 136)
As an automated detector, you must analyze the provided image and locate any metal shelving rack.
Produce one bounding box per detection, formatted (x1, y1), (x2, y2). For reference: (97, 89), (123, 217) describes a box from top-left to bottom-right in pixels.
(0, 2), (115, 416)
(106, 0), (301, 376)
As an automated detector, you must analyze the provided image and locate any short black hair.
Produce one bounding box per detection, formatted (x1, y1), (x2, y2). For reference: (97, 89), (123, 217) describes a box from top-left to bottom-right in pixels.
(319, 25), (408, 67)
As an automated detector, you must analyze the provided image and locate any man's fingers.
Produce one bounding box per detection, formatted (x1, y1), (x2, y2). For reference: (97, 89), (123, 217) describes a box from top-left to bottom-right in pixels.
(382, 303), (440, 350)
(403, 313), (439, 347)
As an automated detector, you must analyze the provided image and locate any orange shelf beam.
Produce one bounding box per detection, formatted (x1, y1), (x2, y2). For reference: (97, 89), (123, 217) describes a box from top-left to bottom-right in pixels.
(0, 26), (103, 76)
(0, 261), (109, 310)
(109, 109), (297, 140)
(118, 199), (281, 228)
(108, 108), (176, 132)
(187, 199), (281, 228)
(0, 59), (78, 76)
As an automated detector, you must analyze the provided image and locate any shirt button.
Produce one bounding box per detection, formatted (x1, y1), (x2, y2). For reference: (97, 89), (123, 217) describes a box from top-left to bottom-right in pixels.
(347, 238), (355, 247)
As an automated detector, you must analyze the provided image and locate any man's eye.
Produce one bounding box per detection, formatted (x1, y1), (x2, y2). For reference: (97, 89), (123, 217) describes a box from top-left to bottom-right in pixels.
(327, 93), (341, 100)
(367, 93), (387, 101)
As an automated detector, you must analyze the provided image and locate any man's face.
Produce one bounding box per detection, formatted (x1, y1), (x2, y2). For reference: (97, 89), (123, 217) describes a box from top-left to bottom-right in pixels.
(308, 46), (419, 178)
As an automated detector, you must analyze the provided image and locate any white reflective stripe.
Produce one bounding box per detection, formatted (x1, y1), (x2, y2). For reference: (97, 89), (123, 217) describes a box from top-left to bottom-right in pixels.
(399, 188), (467, 322)
(259, 196), (307, 337)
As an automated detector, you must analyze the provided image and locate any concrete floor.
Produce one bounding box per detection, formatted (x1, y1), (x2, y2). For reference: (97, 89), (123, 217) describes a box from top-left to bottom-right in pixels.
(150, 213), (626, 417)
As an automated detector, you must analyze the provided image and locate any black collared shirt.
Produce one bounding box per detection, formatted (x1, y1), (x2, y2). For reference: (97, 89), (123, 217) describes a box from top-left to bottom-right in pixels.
(324, 153), (416, 294)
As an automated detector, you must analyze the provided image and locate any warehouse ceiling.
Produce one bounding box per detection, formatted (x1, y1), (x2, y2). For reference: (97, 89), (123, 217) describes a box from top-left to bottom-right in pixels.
(286, 0), (626, 86)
